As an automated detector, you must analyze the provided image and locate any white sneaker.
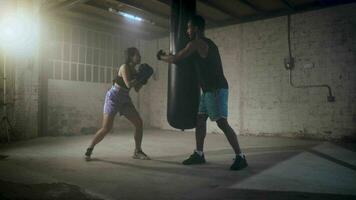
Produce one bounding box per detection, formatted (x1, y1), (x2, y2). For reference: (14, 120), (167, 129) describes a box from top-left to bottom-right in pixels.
(132, 150), (151, 160)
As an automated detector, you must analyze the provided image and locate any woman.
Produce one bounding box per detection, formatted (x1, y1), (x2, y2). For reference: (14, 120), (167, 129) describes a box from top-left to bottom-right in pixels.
(85, 47), (150, 160)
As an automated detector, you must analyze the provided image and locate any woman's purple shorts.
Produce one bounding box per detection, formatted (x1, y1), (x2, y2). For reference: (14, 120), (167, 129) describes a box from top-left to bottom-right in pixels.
(103, 85), (133, 116)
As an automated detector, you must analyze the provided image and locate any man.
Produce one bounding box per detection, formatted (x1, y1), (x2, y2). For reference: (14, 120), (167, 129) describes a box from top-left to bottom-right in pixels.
(157, 15), (247, 170)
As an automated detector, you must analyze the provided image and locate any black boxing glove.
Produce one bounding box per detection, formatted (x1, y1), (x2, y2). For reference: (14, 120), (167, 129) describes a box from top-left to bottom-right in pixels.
(137, 63), (154, 85)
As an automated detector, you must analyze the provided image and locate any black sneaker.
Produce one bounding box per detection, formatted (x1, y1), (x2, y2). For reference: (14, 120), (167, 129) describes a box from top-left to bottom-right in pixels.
(230, 155), (248, 170)
(182, 152), (206, 165)
(85, 148), (93, 161)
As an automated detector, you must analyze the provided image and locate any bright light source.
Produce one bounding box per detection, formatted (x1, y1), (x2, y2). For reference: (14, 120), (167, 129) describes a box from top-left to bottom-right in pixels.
(118, 11), (143, 22)
(4, 27), (14, 37)
(118, 11), (142, 21)
(108, 8), (144, 23)
(0, 12), (39, 56)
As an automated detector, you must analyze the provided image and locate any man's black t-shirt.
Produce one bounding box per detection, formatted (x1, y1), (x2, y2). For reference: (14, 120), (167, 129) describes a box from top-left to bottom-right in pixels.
(193, 37), (228, 92)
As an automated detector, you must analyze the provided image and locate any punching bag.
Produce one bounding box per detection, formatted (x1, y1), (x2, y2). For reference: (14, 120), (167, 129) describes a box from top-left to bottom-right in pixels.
(167, 0), (200, 130)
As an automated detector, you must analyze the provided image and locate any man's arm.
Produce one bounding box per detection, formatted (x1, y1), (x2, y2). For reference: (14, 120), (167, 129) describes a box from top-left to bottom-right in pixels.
(159, 41), (197, 63)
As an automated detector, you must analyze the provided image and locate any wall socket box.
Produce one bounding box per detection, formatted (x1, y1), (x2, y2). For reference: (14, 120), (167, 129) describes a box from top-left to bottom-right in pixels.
(284, 57), (295, 70)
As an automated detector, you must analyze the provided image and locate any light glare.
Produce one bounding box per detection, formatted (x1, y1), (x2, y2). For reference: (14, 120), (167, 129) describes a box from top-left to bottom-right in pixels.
(0, 13), (39, 56)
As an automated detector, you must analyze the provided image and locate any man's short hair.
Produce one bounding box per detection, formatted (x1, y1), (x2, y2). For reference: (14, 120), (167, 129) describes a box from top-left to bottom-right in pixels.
(189, 15), (205, 31)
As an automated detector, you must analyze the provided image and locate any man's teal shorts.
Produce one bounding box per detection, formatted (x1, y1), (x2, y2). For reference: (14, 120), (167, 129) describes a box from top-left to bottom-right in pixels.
(198, 88), (228, 121)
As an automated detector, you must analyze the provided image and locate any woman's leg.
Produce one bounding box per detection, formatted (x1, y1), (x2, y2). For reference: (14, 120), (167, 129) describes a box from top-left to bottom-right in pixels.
(89, 113), (115, 148)
(122, 104), (149, 159)
(85, 113), (115, 160)
(122, 104), (143, 151)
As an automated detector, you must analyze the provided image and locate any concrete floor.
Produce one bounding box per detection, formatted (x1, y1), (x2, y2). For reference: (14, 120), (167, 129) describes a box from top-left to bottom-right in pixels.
(0, 129), (355, 200)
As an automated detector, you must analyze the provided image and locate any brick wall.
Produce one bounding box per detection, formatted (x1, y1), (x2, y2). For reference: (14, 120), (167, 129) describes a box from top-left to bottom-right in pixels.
(43, 20), (146, 136)
(0, 0), (41, 141)
(3, 2), (355, 140)
(141, 4), (356, 140)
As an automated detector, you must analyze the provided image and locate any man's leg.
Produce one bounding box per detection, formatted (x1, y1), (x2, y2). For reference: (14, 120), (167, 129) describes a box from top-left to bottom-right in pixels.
(216, 118), (247, 170)
(182, 114), (208, 165)
(210, 89), (247, 170)
(196, 114), (209, 151)
(216, 118), (241, 154)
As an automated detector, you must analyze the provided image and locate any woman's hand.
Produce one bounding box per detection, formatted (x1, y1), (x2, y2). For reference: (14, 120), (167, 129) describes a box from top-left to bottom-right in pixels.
(130, 79), (139, 87)
(130, 79), (143, 92)
(134, 83), (143, 92)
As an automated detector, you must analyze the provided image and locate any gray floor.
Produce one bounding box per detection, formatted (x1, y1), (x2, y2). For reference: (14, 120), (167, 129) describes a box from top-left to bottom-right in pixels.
(0, 129), (355, 200)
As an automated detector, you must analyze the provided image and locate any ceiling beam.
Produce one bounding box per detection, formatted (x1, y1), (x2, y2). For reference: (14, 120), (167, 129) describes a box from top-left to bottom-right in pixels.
(72, 4), (168, 33)
(238, 0), (263, 13)
(156, 0), (170, 5)
(114, 0), (170, 19)
(40, 0), (91, 13)
(280, 0), (295, 10)
(216, 1), (356, 28)
(156, 0), (221, 26)
(199, 0), (241, 19)
(58, 10), (167, 39)
(89, 0), (169, 29)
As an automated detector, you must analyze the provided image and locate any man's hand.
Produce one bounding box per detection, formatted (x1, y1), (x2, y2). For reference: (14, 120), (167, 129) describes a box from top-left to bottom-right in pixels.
(156, 49), (166, 60)
(157, 41), (198, 64)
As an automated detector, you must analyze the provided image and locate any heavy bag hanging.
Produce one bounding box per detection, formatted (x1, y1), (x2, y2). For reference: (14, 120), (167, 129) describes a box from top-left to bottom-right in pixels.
(167, 0), (200, 130)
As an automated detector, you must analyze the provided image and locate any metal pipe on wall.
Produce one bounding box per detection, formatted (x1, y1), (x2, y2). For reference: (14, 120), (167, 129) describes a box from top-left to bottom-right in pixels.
(285, 14), (335, 102)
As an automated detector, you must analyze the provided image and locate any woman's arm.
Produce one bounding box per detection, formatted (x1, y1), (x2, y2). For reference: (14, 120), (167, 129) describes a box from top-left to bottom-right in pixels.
(121, 64), (140, 89)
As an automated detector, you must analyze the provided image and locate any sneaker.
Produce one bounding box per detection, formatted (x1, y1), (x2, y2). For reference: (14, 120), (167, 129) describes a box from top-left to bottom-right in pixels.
(230, 155), (248, 170)
(182, 152), (206, 165)
(132, 150), (151, 160)
(85, 147), (93, 161)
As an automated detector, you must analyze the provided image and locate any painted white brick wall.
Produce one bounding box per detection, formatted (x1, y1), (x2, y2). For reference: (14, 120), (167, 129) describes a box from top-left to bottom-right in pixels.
(8, 3), (354, 140)
(141, 4), (356, 139)
(141, 38), (173, 131)
(14, 58), (39, 139)
(0, 0), (41, 140)
(44, 21), (147, 135)
(47, 80), (140, 135)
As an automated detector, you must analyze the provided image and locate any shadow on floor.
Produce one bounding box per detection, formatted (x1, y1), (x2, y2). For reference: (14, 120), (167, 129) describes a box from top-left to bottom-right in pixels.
(88, 148), (304, 183)
(0, 179), (103, 200)
(182, 188), (356, 200)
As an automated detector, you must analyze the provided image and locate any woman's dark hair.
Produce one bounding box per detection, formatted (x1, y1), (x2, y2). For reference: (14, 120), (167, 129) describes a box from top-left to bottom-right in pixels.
(124, 47), (138, 65)
(188, 15), (205, 31)
(113, 47), (138, 85)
